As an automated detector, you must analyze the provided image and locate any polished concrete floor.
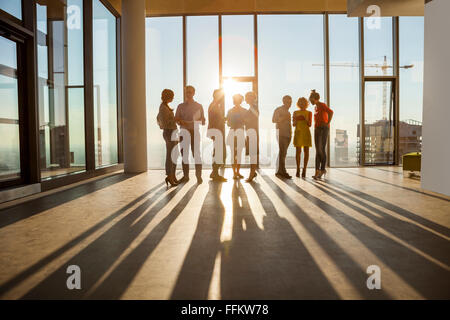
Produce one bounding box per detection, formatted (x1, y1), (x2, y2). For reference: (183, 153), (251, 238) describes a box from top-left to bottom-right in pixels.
(0, 167), (449, 299)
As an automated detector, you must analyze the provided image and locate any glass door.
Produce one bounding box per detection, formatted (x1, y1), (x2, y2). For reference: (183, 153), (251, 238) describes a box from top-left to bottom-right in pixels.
(0, 34), (23, 186)
(362, 79), (396, 165)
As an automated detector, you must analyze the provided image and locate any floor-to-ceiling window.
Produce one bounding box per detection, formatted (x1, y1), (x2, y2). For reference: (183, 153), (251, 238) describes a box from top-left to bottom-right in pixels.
(37, 0), (86, 179)
(186, 15), (219, 167)
(399, 17), (424, 162)
(144, 14), (424, 169)
(361, 17), (395, 165)
(93, 0), (118, 168)
(0, 0), (22, 20)
(258, 14), (324, 167)
(146, 17), (183, 168)
(0, 36), (21, 182)
(329, 15), (360, 167)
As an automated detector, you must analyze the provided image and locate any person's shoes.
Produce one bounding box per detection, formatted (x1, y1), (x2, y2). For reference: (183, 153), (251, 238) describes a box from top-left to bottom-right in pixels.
(197, 177), (203, 184)
(275, 172), (284, 179)
(237, 173), (244, 179)
(301, 168), (306, 178)
(213, 175), (227, 182)
(165, 177), (178, 187)
(178, 176), (189, 183)
(246, 172), (257, 183)
(283, 173), (292, 179)
(296, 169), (300, 178)
(233, 174), (240, 180)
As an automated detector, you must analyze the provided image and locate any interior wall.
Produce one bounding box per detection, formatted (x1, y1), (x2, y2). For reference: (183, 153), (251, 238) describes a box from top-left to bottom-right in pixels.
(106, 0), (347, 16)
(421, 0), (450, 196)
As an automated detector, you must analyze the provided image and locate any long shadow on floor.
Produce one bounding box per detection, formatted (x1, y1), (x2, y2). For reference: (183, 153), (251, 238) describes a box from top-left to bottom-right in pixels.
(320, 178), (450, 238)
(309, 179), (450, 266)
(247, 181), (387, 299)
(0, 173), (135, 229)
(88, 184), (199, 299)
(170, 181), (226, 299)
(171, 180), (341, 299)
(0, 180), (165, 298)
(265, 173), (450, 299)
(336, 168), (450, 203)
(20, 183), (193, 299)
(219, 180), (339, 299)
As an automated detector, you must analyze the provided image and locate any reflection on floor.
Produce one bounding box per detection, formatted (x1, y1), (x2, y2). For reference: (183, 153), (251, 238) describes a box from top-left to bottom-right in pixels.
(0, 167), (449, 299)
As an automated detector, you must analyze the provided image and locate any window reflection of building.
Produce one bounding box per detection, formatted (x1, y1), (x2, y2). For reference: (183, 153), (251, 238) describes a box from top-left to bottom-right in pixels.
(334, 129), (349, 166)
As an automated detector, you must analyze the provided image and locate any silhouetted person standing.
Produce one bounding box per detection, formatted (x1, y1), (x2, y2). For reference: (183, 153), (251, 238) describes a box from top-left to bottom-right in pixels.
(157, 89), (179, 187)
(207, 89), (227, 182)
(226, 94), (247, 180)
(245, 91), (259, 182)
(272, 95), (293, 179)
(175, 85), (205, 184)
(309, 89), (333, 179)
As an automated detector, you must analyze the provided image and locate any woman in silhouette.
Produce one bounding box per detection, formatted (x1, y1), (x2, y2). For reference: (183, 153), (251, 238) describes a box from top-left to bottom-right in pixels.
(293, 97), (312, 178)
(157, 89), (179, 187)
(226, 94), (248, 179)
(309, 90), (333, 179)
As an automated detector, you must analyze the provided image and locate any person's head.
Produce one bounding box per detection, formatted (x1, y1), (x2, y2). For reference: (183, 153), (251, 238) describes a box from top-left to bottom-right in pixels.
(309, 89), (320, 105)
(297, 97), (309, 110)
(185, 85), (196, 100)
(161, 89), (174, 104)
(213, 88), (224, 101)
(233, 94), (244, 106)
(282, 95), (292, 108)
(245, 91), (257, 106)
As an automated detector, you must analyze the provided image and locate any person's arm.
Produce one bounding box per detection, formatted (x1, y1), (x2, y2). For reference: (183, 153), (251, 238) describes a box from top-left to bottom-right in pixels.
(325, 105), (334, 124)
(292, 111), (297, 127)
(200, 105), (206, 126)
(272, 109), (278, 124)
(174, 106), (184, 126)
(307, 111), (312, 127)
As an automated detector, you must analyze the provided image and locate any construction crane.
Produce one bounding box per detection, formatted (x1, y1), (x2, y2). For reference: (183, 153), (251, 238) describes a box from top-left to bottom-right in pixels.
(313, 56), (414, 120)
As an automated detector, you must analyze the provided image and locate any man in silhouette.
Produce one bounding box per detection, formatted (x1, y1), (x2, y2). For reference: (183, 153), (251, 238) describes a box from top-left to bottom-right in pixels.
(175, 85), (205, 184)
(272, 95), (292, 179)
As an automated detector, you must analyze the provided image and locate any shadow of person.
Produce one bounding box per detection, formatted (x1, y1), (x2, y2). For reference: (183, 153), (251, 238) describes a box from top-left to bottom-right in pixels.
(21, 183), (188, 299)
(170, 181), (226, 299)
(219, 180), (340, 299)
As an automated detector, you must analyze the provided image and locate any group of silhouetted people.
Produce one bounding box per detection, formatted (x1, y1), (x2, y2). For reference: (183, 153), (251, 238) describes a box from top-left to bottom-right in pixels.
(157, 86), (333, 187)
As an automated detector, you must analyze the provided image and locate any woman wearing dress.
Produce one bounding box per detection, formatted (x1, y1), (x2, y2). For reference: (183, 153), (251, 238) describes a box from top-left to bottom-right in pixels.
(292, 97), (312, 178)
(157, 89), (179, 187)
(226, 94), (247, 179)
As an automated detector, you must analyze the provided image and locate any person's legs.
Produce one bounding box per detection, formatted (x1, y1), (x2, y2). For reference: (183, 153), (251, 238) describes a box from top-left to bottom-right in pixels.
(278, 136), (289, 175)
(295, 147), (301, 176)
(179, 130), (191, 180)
(320, 127), (329, 171)
(163, 130), (172, 177)
(191, 130), (202, 182)
(314, 128), (321, 173)
(303, 146), (310, 169)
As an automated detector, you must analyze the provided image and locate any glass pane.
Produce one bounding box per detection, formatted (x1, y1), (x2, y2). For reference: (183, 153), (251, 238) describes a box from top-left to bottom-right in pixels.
(37, 0), (86, 179)
(187, 16), (219, 111)
(399, 17), (424, 162)
(0, 0), (22, 20)
(146, 17), (183, 168)
(364, 17), (393, 76)
(0, 36), (20, 181)
(93, 0), (118, 167)
(329, 15), (360, 167)
(258, 14), (324, 168)
(363, 81), (394, 165)
(222, 15), (254, 77)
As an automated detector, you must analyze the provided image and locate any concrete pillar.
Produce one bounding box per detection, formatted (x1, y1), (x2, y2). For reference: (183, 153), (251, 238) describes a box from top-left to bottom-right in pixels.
(122, 0), (147, 173)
